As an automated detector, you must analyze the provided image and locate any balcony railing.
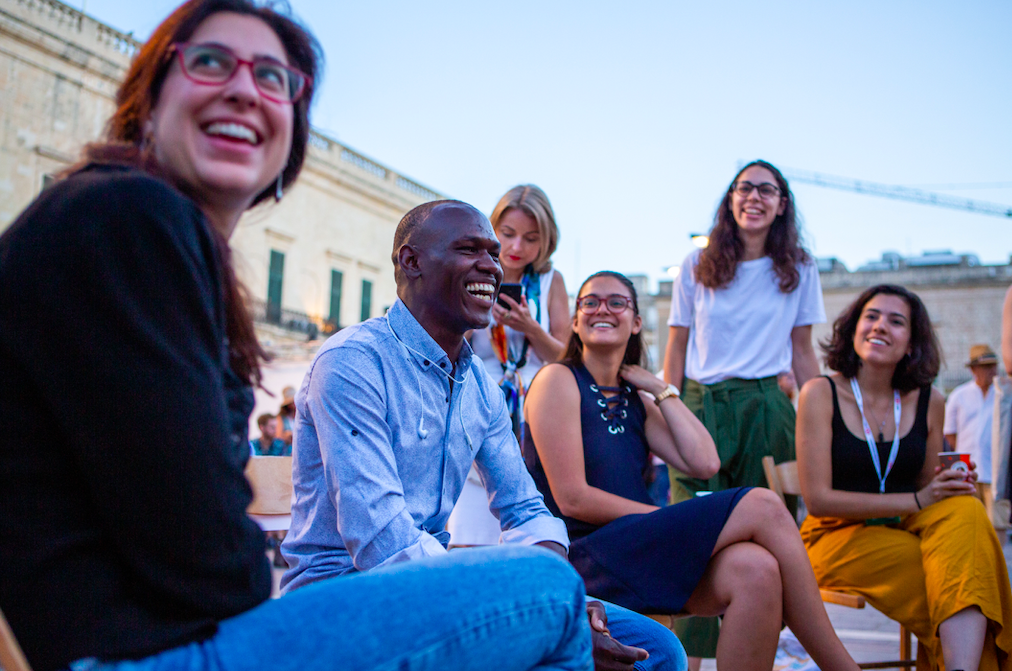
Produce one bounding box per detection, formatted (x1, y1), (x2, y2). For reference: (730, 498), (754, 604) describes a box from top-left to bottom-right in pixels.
(249, 298), (341, 340)
(307, 130), (443, 202)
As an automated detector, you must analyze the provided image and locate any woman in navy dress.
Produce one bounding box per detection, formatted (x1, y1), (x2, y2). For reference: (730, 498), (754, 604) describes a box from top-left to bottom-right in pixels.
(524, 271), (860, 671)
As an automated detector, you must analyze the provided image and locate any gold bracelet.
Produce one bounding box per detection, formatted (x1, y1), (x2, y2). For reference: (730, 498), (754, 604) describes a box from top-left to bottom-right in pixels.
(654, 384), (680, 406)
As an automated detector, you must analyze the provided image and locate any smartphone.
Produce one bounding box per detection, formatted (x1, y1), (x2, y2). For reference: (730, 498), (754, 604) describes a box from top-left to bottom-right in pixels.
(939, 452), (972, 479)
(497, 283), (522, 307)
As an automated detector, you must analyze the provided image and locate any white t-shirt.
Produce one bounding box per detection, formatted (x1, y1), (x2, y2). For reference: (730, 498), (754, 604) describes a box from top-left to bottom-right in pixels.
(668, 249), (826, 385)
(944, 380), (995, 483)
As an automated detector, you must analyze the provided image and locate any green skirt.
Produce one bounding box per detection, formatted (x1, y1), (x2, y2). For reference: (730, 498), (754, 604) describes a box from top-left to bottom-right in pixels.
(668, 375), (797, 658)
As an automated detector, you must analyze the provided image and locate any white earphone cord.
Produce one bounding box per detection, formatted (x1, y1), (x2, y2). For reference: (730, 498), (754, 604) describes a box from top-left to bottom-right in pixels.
(387, 319), (473, 450)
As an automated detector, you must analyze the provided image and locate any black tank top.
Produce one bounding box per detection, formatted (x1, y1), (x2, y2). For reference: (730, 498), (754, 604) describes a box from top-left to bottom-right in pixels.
(827, 376), (929, 494)
(523, 363), (653, 540)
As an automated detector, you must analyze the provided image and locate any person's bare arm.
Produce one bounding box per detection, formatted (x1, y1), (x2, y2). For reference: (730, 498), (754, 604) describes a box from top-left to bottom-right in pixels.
(790, 325), (821, 388)
(663, 326), (689, 387)
(620, 365), (719, 478)
(525, 364), (658, 525)
(797, 380), (974, 518)
(921, 388), (948, 490)
(944, 434), (957, 451)
(275, 415), (292, 445)
(545, 270), (571, 343)
(1003, 284), (1012, 376)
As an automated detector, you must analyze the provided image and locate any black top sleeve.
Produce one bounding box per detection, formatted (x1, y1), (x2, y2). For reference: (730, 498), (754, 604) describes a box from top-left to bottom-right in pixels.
(0, 166), (270, 671)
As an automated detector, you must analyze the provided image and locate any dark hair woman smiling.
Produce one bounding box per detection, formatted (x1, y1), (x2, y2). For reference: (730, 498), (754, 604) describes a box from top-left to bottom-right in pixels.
(796, 284), (1012, 671)
(524, 271), (860, 671)
(0, 2), (593, 670)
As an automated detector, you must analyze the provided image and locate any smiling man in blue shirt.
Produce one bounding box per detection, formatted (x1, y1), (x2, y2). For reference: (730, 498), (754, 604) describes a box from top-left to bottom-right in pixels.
(281, 200), (684, 670)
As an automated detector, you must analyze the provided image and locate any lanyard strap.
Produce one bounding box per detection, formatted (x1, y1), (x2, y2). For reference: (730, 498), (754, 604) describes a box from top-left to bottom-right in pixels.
(850, 378), (902, 494)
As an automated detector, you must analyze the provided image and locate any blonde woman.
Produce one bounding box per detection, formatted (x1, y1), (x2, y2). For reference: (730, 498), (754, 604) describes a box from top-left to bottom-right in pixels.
(447, 184), (570, 546)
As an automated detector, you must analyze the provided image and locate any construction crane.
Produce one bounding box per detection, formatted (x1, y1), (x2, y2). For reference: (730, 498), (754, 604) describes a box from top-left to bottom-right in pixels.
(778, 168), (1012, 219)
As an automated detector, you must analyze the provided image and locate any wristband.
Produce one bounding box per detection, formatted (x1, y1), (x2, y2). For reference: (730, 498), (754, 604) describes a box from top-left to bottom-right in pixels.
(914, 491), (922, 510)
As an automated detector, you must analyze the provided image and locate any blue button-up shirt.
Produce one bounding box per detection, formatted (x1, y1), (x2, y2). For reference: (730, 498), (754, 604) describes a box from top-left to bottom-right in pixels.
(281, 300), (568, 592)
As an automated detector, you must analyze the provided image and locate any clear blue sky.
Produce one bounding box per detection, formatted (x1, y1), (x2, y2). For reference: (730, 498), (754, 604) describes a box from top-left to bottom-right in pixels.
(79, 0), (1012, 289)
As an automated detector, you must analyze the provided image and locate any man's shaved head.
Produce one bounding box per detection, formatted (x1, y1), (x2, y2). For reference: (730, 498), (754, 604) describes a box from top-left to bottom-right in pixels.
(389, 199), (503, 358)
(391, 200), (483, 268)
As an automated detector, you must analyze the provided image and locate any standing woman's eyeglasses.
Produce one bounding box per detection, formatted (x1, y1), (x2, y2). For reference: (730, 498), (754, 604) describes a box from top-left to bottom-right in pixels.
(172, 42), (311, 104)
(731, 181), (782, 199)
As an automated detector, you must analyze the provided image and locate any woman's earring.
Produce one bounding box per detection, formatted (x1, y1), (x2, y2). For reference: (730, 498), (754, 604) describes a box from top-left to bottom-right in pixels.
(275, 172), (284, 202)
(140, 123), (154, 154)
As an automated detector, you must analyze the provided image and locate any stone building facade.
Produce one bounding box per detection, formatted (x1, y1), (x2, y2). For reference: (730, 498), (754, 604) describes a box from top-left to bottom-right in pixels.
(817, 252), (1012, 392)
(0, 0), (132, 223)
(0, 0), (441, 349)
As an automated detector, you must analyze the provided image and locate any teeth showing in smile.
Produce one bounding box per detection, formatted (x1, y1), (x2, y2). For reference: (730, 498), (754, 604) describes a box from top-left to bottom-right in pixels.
(205, 122), (258, 145)
(591, 322), (615, 329)
(868, 338), (888, 345)
(466, 282), (495, 302)
(745, 208), (763, 215)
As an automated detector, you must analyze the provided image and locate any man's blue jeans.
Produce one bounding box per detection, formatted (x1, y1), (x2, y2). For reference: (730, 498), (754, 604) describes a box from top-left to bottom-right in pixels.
(600, 601), (687, 671)
(68, 546), (592, 671)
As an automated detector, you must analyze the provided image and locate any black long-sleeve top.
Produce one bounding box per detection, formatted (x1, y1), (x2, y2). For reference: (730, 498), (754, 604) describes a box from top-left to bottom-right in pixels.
(0, 165), (271, 671)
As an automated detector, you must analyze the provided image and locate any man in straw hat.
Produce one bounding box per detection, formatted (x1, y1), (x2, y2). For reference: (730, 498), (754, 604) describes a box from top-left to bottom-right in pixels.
(945, 343), (1005, 528)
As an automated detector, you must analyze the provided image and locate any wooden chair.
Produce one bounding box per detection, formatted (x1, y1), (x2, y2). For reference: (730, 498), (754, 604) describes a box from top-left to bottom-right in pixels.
(0, 607), (32, 671)
(244, 455), (294, 531)
(762, 456), (915, 670)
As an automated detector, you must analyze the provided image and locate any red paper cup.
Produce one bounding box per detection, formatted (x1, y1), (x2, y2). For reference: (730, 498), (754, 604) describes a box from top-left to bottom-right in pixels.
(939, 452), (972, 479)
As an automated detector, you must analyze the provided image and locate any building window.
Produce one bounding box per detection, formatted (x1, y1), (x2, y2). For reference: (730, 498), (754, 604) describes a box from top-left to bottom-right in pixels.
(329, 269), (343, 327)
(360, 279), (372, 322)
(267, 249), (285, 324)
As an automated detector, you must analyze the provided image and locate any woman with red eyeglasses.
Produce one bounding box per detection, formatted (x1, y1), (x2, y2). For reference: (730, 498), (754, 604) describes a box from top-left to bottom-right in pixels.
(524, 271), (860, 671)
(0, 2), (595, 671)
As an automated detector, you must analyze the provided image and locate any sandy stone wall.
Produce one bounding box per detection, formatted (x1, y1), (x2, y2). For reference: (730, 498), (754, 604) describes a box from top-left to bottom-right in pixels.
(818, 279), (1011, 391)
(0, 0), (132, 224)
(0, 0), (444, 332)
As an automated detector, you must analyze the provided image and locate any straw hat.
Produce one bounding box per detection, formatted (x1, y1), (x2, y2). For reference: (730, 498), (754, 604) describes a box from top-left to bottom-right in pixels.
(966, 344), (998, 367)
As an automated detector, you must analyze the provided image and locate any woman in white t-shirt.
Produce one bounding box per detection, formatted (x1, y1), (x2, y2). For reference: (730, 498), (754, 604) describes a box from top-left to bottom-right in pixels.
(447, 184), (571, 546)
(662, 160), (825, 664)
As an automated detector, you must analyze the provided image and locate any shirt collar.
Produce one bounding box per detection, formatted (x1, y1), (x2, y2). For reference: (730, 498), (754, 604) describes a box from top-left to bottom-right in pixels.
(387, 300), (474, 373)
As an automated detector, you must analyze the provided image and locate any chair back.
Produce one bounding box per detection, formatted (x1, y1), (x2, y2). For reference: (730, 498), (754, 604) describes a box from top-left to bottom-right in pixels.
(0, 607), (32, 671)
(761, 455), (802, 505)
(244, 456), (293, 515)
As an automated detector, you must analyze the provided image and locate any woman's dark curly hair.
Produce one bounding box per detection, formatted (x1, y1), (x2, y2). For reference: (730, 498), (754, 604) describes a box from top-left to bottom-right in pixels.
(821, 284), (941, 392)
(76, 0), (323, 387)
(695, 160), (809, 293)
(560, 271), (646, 369)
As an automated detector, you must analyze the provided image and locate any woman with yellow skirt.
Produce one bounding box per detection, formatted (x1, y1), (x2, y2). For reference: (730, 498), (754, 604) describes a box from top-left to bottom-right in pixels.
(796, 284), (1012, 671)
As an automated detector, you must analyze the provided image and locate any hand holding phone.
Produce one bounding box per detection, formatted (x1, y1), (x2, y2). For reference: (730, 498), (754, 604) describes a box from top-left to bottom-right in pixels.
(496, 283), (522, 308)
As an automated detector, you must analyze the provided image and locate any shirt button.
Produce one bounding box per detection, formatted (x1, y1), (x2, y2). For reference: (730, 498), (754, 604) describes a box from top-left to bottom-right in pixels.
(439, 362), (446, 369)
(423, 360), (430, 366)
